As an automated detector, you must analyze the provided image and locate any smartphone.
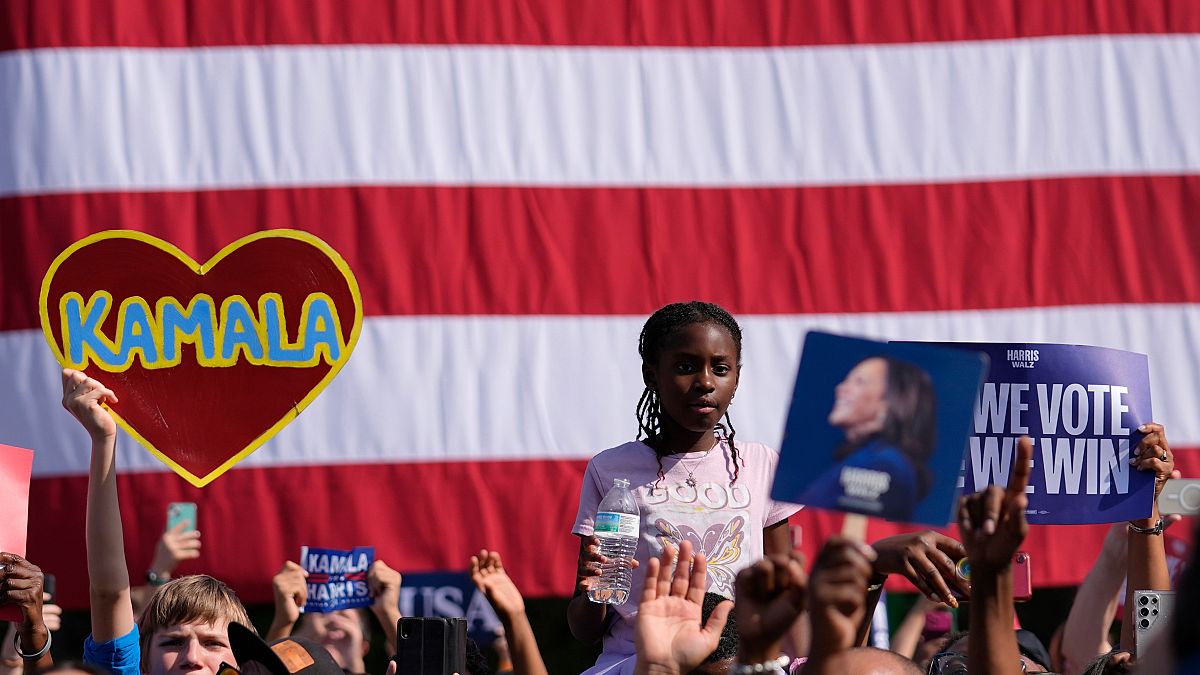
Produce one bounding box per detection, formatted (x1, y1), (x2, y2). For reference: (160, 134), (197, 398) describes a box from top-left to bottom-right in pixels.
(1159, 479), (1200, 516)
(167, 502), (197, 532)
(394, 617), (467, 675)
(1011, 552), (1032, 602)
(950, 552), (1033, 602)
(1134, 591), (1175, 655)
(43, 574), (56, 602)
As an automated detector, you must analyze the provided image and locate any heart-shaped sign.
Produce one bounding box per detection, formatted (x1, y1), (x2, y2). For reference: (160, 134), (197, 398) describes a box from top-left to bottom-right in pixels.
(39, 230), (362, 487)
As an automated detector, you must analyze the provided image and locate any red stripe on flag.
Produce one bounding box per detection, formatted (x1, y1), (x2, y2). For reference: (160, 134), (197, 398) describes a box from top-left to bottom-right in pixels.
(29, 459), (590, 609)
(4, 176), (1200, 329)
(4, 0), (1200, 51)
(28, 452), (1198, 609)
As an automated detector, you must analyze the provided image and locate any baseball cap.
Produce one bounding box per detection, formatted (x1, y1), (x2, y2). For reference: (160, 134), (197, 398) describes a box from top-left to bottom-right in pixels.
(227, 623), (344, 675)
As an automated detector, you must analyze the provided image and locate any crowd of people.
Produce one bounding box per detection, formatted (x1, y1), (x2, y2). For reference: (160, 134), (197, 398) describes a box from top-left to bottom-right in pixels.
(0, 301), (1194, 674)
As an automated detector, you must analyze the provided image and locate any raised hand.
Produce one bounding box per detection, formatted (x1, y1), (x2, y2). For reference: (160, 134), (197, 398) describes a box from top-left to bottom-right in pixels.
(633, 540), (731, 675)
(871, 530), (968, 607)
(470, 549), (525, 619)
(733, 550), (807, 665)
(61, 369), (119, 440)
(959, 436), (1031, 574)
(150, 522), (202, 578)
(0, 554), (46, 626)
(1132, 423), (1176, 505)
(806, 537), (876, 662)
(368, 559), (402, 613)
(268, 560), (309, 638)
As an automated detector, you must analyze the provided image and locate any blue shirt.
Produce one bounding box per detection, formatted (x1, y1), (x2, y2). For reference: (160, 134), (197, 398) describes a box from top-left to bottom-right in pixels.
(802, 441), (921, 520)
(84, 625), (141, 675)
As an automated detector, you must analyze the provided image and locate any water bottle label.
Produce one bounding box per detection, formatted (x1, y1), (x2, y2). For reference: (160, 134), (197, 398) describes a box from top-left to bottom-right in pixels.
(594, 512), (639, 537)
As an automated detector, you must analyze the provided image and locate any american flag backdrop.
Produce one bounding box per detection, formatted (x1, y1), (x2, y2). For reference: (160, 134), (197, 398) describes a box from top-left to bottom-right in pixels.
(2, 1), (1200, 609)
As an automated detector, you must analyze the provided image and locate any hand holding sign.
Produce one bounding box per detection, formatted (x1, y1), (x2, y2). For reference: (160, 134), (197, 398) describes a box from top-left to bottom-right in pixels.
(1132, 423), (1177, 505)
(269, 561), (309, 638)
(42, 230), (363, 487)
(959, 436), (1032, 574)
(0, 553), (47, 627)
(60, 369), (119, 441)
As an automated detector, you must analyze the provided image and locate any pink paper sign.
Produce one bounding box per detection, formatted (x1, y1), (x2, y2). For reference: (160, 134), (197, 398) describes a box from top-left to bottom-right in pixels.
(0, 444), (34, 621)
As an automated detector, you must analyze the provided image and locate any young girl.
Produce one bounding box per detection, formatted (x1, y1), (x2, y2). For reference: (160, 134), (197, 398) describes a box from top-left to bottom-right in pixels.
(568, 301), (801, 674)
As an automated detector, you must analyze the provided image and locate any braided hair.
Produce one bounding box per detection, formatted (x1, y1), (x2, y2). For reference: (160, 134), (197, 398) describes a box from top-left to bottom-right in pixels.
(636, 301), (743, 485)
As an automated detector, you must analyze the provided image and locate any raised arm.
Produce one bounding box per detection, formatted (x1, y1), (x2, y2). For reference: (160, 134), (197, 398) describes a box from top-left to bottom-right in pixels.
(959, 436), (1032, 675)
(62, 369), (134, 643)
(0, 558), (56, 672)
(859, 530), (969, 646)
(888, 596), (938, 659)
(733, 548), (807, 671)
(633, 540), (731, 675)
(1120, 422), (1176, 655)
(470, 550), (547, 675)
(1060, 523), (1125, 673)
(267, 561), (309, 641)
(803, 537), (876, 674)
(368, 560), (402, 656)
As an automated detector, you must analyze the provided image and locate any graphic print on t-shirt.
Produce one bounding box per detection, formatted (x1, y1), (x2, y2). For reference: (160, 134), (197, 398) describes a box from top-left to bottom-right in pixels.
(654, 514), (746, 595)
(643, 479), (751, 597)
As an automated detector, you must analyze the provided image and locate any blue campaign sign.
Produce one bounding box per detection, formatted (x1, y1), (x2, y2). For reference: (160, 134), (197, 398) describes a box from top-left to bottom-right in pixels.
(301, 545), (374, 613)
(938, 343), (1154, 525)
(398, 571), (500, 644)
(773, 332), (989, 526)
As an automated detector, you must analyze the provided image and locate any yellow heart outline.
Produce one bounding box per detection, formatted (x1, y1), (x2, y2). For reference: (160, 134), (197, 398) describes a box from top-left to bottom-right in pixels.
(39, 229), (363, 487)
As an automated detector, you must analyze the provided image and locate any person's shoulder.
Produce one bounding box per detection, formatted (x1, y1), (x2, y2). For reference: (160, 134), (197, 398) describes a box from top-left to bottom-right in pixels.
(731, 440), (779, 462)
(587, 440), (653, 469)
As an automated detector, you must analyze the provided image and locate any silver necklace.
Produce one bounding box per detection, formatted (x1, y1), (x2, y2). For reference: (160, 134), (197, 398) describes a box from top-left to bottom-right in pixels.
(676, 446), (714, 488)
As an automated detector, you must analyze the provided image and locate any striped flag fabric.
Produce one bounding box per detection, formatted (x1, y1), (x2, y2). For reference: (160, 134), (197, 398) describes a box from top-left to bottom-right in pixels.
(2, 1), (1199, 608)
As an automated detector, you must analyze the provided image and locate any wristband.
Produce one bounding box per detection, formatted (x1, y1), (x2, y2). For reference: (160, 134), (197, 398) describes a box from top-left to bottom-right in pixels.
(14, 631), (51, 660)
(1128, 519), (1165, 535)
(731, 654), (789, 674)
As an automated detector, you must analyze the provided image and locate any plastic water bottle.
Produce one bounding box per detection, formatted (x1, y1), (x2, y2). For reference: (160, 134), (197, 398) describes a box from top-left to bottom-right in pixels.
(588, 478), (640, 605)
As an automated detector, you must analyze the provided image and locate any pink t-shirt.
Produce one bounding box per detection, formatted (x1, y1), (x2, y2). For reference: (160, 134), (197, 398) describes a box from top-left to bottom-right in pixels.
(573, 439), (802, 664)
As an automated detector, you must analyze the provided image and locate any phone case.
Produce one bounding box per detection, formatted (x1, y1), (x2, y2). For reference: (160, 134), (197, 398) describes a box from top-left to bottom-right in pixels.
(167, 502), (197, 532)
(950, 552), (1032, 602)
(394, 617), (467, 675)
(1011, 552), (1032, 602)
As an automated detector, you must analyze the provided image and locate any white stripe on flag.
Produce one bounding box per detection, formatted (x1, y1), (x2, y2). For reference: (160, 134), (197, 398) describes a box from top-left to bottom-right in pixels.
(4, 35), (1200, 196)
(5, 303), (1199, 476)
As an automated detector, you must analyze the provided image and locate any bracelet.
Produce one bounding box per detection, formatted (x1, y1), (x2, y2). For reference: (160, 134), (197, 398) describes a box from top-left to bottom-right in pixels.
(147, 570), (171, 586)
(14, 631), (51, 660)
(731, 655), (789, 674)
(1128, 519), (1165, 535)
(867, 573), (887, 593)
